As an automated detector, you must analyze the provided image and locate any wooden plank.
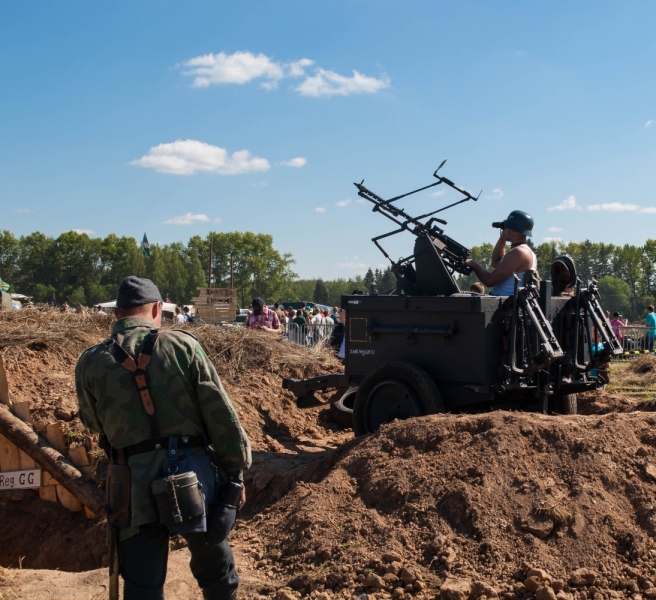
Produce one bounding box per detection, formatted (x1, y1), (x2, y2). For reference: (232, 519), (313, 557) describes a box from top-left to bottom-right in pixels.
(18, 449), (36, 469)
(84, 506), (99, 520)
(13, 401), (30, 424)
(39, 485), (58, 502)
(45, 422), (67, 454)
(0, 433), (20, 471)
(67, 446), (90, 468)
(0, 355), (9, 406)
(42, 470), (58, 486)
(56, 484), (83, 512)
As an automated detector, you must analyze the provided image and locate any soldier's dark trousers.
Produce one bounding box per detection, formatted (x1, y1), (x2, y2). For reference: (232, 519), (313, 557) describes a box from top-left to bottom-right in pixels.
(118, 523), (239, 600)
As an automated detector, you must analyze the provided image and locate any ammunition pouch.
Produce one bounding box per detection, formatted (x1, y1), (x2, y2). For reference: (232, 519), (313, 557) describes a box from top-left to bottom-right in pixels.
(151, 471), (205, 526)
(106, 449), (131, 529)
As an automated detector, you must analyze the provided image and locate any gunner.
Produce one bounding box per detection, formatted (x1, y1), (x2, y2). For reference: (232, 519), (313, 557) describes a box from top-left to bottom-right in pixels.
(465, 210), (537, 296)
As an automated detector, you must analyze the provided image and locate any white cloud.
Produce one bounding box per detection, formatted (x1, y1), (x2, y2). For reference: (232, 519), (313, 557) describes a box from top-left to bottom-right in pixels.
(336, 199), (352, 207)
(645, 120), (656, 128)
(279, 157), (307, 168)
(181, 51), (286, 88)
(335, 261), (368, 269)
(586, 203), (640, 212)
(14, 208), (33, 213)
(485, 188), (504, 200)
(355, 198), (368, 204)
(547, 226), (563, 232)
(131, 140), (269, 175)
(296, 69), (390, 97)
(639, 207), (656, 213)
(163, 213), (212, 225)
(180, 51), (388, 98)
(72, 229), (95, 235)
(542, 236), (562, 243)
(430, 189), (446, 197)
(315, 207), (326, 213)
(548, 195), (581, 211)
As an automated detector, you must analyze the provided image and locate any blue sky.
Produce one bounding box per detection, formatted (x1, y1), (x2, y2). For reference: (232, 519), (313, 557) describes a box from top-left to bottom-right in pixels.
(1, 1), (655, 279)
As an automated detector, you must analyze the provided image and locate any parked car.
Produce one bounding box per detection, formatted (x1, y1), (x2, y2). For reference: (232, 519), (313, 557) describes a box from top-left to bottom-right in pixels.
(235, 309), (249, 323)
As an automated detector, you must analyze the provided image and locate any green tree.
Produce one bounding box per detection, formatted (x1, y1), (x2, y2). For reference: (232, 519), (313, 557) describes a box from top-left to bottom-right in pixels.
(363, 268), (375, 291)
(313, 279), (329, 304)
(0, 230), (20, 286)
(597, 276), (632, 318)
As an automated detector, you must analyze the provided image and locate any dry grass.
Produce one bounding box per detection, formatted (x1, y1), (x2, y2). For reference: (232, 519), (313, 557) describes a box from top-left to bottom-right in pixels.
(0, 308), (111, 366)
(0, 309), (341, 386)
(612, 356), (656, 389)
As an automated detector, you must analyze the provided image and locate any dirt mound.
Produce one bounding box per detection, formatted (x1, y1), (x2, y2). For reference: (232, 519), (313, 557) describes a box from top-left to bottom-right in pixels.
(239, 410), (656, 598)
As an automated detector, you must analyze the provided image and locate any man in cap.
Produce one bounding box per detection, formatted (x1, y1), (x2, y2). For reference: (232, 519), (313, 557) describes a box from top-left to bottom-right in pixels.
(465, 210), (537, 296)
(75, 276), (251, 600)
(245, 297), (281, 333)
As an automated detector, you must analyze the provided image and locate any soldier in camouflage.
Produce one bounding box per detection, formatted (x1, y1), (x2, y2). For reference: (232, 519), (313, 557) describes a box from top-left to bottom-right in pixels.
(75, 276), (251, 600)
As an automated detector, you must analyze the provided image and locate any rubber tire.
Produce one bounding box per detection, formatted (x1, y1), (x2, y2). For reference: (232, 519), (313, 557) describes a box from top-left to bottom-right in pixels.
(551, 393), (578, 415)
(329, 387), (357, 429)
(353, 362), (444, 436)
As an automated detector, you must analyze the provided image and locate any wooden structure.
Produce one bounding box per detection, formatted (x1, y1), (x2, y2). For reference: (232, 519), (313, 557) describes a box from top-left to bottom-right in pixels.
(190, 287), (237, 324)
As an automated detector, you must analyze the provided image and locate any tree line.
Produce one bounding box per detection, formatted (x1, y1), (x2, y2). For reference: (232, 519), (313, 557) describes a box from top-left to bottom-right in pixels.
(2, 230), (651, 320)
(456, 239), (656, 322)
(0, 229), (380, 308)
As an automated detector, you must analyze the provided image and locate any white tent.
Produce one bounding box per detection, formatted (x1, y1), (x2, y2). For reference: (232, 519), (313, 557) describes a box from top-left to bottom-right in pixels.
(94, 300), (178, 313)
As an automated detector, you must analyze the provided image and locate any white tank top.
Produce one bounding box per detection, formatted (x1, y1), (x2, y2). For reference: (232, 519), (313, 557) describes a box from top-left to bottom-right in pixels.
(489, 246), (538, 296)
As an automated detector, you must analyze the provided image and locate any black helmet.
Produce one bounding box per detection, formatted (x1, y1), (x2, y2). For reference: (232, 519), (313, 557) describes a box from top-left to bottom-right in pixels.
(503, 210), (534, 237)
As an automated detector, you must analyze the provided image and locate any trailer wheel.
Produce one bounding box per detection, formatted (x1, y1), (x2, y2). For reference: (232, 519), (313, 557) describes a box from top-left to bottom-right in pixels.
(353, 362), (444, 436)
(551, 393), (578, 415)
(329, 387), (357, 429)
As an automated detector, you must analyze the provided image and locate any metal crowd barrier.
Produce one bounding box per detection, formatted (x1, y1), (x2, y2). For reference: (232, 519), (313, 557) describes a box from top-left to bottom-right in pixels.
(613, 326), (656, 360)
(285, 322), (335, 346)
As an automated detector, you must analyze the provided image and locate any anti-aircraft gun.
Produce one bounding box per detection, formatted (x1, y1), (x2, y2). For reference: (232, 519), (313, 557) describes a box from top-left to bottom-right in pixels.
(283, 163), (623, 435)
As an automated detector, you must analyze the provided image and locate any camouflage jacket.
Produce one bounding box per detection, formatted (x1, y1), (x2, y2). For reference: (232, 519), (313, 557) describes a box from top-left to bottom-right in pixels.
(75, 316), (252, 529)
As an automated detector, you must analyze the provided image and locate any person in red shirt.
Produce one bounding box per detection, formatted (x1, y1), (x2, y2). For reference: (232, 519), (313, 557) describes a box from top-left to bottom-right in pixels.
(245, 298), (281, 334)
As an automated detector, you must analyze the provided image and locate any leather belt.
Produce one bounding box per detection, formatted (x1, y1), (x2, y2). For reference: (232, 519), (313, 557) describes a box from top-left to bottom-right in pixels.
(122, 435), (206, 460)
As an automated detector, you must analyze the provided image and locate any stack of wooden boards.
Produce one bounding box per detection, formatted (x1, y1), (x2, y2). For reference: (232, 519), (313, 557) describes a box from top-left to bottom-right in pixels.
(0, 356), (104, 518)
(0, 404), (97, 517)
(190, 287), (237, 324)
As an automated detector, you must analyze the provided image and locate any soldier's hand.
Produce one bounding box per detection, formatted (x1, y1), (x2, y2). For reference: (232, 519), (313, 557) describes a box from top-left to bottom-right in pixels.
(239, 486), (246, 509)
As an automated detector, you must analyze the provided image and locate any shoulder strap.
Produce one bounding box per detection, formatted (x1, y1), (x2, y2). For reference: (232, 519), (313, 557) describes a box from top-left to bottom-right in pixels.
(106, 329), (162, 438)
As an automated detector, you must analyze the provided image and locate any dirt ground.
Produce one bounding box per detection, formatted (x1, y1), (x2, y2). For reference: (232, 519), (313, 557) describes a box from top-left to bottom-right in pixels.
(3, 310), (656, 600)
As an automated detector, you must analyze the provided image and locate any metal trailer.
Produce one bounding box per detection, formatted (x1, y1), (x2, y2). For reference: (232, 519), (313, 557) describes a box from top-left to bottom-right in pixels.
(282, 163), (623, 435)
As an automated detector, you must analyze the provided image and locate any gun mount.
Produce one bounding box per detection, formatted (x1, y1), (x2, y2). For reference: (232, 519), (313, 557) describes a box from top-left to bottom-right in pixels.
(283, 164), (623, 435)
(355, 160), (478, 296)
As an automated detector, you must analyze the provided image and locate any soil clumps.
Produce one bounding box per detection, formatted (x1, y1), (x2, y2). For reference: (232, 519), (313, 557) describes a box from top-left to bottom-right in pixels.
(238, 410), (656, 599)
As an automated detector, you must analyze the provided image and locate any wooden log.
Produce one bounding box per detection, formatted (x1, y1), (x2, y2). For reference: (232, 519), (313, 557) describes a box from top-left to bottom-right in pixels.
(0, 356), (9, 407)
(0, 406), (105, 516)
(39, 485), (58, 503)
(68, 445), (90, 468)
(18, 449), (36, 469)
(0, 433), (20, 471)
(45, 422), (67, 454)
(13, 401), (30, 424)
(56, 484), (84, 512)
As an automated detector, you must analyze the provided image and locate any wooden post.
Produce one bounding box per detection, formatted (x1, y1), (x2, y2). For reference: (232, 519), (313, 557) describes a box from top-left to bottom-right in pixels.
(0, 407), (105, 516)
(0, 355), (9, 406)
(230, 255), (234, 289)
(45, 422), (67, 455)
(13, 401), (30, 424)
(0, 433), (20, 471)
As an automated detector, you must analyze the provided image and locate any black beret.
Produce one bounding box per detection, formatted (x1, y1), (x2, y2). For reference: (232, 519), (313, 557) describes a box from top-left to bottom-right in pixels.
(116, 276), (163, 308)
